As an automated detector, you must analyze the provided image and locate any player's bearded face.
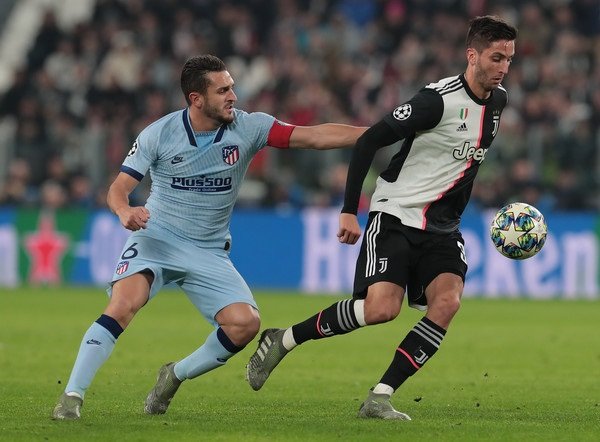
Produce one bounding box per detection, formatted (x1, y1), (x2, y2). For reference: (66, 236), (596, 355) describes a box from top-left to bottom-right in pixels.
(203, 71), (237, 124)
(474, 40), (514, 92)
(203, 97), (235, 124)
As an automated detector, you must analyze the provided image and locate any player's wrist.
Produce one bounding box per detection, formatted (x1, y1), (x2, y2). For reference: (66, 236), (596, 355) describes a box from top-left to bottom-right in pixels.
(341, 206), (358, 216)
(113, 205), (130, 217)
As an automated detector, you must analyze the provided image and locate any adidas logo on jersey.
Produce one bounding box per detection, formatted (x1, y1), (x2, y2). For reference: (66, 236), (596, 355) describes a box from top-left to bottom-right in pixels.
(456, 122), (468, 132)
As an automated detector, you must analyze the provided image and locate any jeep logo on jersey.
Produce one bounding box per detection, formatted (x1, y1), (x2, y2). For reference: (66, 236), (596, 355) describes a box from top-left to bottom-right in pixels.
(222, 145), (239, 165)
(453, 141), (487, 163)
(392, 104), (412, 121)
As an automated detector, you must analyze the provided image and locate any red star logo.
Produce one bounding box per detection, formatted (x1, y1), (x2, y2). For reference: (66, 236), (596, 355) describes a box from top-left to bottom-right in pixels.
(24, 214), (69, 284)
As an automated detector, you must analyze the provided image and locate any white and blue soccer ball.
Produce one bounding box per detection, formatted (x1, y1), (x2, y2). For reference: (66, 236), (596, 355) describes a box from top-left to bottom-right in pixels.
(490, 202), (548, 260)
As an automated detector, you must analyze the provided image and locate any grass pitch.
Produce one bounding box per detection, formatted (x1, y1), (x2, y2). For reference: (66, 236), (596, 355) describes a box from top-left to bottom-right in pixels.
(0, 286), (598, 441)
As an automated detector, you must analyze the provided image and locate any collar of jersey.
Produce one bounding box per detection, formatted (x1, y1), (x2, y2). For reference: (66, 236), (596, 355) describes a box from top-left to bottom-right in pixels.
(182, 108), (227, 146)
(459, 74), (494, 105)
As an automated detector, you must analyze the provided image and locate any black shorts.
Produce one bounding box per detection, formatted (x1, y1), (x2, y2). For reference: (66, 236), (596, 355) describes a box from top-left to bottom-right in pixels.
(353, 212), (468, 310)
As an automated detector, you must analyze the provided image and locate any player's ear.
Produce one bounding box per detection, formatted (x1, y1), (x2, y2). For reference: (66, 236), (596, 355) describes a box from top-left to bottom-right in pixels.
(189, 92), (203, 108)
(466, 48), (477, 66)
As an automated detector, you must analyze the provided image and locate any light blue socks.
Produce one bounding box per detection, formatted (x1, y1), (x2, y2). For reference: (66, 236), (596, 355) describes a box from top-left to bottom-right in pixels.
(65, 315), (123, 398)
(64, 319), (243, 396)
(174, 327), (243, 380)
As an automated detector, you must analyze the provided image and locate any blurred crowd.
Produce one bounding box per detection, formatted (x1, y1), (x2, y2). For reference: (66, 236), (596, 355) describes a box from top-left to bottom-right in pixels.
(0, 0), (598, 212)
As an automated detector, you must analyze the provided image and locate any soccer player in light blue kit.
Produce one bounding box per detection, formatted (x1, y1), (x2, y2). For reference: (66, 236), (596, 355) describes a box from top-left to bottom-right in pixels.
(52, 54), (366, 419)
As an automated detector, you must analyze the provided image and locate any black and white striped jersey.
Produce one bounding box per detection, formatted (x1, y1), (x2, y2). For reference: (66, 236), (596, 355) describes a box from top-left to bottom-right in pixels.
(372, 73), (507, 233)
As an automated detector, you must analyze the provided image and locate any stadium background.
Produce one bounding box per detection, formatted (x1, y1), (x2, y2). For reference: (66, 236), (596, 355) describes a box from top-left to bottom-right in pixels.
(0, 0), (598, 298)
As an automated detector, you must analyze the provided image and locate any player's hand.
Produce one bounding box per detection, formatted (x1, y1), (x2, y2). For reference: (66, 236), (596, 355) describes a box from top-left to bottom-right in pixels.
(117, 206), (150, 231)
(337, 213), (361, 244)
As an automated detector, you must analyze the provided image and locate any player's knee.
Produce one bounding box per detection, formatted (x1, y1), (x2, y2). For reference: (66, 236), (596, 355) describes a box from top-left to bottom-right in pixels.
(443, 293), (461, 316)
(364, 300), (400, 324)
(104, 298), (142, 329)
(431, 293), (461, 320)
(107, 281), (149, 327)
(363, 282), (404, 325)
(216, 303), (261, 346)
(450, 296), (461, 315)
(243, 314), (261, 341)
(225, 313), (260, 347)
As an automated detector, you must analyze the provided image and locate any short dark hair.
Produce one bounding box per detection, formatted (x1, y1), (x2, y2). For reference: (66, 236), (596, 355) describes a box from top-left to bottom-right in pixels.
(180, 55), (227, 104)
(466, 16), (517, 52)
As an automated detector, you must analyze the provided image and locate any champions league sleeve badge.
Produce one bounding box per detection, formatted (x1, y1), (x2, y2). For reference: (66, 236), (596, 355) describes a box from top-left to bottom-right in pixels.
(393, 104), (412, 121)
(127, 140), (139, 156)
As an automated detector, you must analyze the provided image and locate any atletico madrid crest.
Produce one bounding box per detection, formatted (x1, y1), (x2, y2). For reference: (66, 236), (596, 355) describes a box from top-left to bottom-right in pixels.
(222, 145), (239, 165)
(116, 261), (129, 275)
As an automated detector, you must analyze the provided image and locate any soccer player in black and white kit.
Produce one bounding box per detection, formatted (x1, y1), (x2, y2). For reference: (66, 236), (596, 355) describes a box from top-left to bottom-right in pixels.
(246, 16), (517, 420)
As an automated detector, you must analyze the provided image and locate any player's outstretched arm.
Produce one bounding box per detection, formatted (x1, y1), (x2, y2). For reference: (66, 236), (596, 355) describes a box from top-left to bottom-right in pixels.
(288, 124), (367, 150)
(107, 172), (150, 231)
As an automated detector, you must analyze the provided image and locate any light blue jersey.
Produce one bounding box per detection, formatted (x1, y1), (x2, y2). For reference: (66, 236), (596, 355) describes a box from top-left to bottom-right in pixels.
(109, 108), (285, 322)
(122, 108), (276, 248)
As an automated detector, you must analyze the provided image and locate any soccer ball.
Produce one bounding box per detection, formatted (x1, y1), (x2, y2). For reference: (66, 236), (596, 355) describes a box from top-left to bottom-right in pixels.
(490, 202), (547, 260)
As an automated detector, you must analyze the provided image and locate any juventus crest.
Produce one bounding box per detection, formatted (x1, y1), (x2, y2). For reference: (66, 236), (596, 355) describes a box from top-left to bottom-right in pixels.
(492, 115), (500, 137)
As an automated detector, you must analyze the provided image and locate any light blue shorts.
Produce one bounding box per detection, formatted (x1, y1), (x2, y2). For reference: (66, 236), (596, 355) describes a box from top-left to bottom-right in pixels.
(108, 225), (257, 326)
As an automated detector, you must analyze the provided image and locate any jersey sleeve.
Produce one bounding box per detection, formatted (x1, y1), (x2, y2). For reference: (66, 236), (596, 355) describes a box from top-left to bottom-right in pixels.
(238, 111), (279, 153)
(266, 120), (295, 149)
(341, 120), (400, 215)
(121, 127), (157, 181)
(383, 88), (444, 138)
